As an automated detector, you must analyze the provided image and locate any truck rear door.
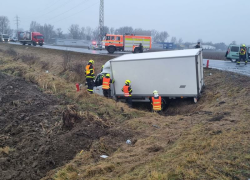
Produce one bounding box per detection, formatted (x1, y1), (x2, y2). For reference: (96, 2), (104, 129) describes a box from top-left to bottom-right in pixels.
(229, 46), (239, 60)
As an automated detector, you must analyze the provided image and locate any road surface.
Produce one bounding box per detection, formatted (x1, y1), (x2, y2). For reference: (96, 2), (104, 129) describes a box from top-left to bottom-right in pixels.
(9, 42), (250, 77)
(203, 59), (250, 77)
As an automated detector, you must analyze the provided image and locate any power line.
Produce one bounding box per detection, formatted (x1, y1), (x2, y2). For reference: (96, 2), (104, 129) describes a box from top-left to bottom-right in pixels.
(52, 1), (99, 25)
(45, 0), (90, 22)
(14, 15), (20, 37)
(99, 0), (104, 43)
(35, 0), (73, 20)
(30, 0), (61, 17)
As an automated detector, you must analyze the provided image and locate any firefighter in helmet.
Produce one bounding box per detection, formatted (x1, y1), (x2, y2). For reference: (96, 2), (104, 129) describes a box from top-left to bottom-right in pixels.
(122, 80), (133, 107)
(102, 73), (114, 98)
(85, 59), (95, 93)
(150, 90), (163, 112)
(237, 44), (247, 65)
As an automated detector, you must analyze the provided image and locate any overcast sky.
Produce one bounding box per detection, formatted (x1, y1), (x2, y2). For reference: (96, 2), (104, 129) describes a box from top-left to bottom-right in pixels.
(2, 0), (250, 44)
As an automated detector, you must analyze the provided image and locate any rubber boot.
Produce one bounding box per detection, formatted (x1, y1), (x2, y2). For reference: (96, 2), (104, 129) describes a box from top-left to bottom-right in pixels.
(237, 61), (240, 65)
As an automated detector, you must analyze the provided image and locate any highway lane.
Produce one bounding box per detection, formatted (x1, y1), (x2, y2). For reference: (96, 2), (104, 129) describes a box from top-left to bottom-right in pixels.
(203, 59), (250, 77)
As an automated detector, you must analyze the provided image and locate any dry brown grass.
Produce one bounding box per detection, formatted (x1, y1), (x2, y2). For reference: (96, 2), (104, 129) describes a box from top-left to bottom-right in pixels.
(0, 146), (14, 156)
(1, 44), (250, 180)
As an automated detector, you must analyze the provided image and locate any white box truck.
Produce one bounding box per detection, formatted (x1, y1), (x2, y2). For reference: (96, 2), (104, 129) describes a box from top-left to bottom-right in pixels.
(93, 49), (204, 103)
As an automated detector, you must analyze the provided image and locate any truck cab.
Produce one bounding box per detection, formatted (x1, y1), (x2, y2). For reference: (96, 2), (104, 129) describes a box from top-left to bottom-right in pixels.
(104, 34), (124, 53)
(32, 32), (44, 46)
(0, 34), (10, 42)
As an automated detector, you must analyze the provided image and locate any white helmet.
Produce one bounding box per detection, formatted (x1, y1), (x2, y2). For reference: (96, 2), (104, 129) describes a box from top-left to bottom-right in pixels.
(153, 90), (159, 97)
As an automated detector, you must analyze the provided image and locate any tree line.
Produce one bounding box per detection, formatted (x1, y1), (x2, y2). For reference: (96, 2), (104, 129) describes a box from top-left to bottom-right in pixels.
(0, 15), (233, 50)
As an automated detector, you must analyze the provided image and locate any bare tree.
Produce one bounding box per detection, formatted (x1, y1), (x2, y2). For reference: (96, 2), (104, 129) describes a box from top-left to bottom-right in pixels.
(171, 37), (177, 44)
(0, 16), (10, 34)
(69, 24), (80, 39)
(178, 38), (183, 44)
(30, 21), (41, 32)
(56, 28), (63, 38)
(151, 29), (160, 42)
(85, 26), (93, 40)
(43, 24), (55, 42)
(79, 27), (85, 39)
(115, 26), (133, 35)
(231, 41), (236, 45)
(110, 27), (115, 34)
(158, 31), (169, 42)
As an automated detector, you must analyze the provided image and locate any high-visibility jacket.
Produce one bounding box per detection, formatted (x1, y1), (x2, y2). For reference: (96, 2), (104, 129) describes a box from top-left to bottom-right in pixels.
(240, 47), (246, 55)
(152, 96), (162, 111)
(85, 64), (94, 79)
(102, 77), (111, 89)
(122, 85), (132, 97)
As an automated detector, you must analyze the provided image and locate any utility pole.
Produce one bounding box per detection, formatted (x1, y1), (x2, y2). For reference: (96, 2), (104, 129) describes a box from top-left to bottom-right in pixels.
(98, 0), (104, 44)
(14, 15), (20, 38)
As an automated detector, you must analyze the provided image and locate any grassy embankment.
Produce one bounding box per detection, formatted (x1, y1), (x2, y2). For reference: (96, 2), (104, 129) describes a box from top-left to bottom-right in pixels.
(0, 43), (250, 180)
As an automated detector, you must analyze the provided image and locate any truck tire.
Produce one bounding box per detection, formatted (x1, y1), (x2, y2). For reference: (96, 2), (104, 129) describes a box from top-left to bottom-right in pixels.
(33, 42), (36, 46)
(22, 43), (26, 45)
(28, 44), (31, 46)
(108, 46), (115, 54)
(39, 44), (43, 46)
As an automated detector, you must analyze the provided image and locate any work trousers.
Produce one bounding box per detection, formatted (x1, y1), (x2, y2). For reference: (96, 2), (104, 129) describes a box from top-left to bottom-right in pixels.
(238, 55), (246, 63)
(125, 96), (132, 108)
(103, 89), (111, 98)
(86, 78), (94, 94)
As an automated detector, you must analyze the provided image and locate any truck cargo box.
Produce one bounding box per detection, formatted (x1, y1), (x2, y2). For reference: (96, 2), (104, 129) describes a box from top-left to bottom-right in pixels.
(110, 49), (204, 99)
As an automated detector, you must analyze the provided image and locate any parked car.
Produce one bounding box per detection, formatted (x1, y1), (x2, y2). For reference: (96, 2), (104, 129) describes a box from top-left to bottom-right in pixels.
(225, 44), (250, 62)
(10, 37), (18, 42)
(88, 41), (102, 50)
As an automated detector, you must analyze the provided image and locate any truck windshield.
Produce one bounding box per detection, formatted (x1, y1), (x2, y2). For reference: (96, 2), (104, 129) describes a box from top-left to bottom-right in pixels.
(3, 35), (9, 38)
(37, 36), (43, 39)
(106, 36), (110, 40)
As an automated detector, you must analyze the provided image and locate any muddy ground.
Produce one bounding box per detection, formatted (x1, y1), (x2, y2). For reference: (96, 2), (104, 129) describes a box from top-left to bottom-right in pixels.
(0, 72), (132, 180)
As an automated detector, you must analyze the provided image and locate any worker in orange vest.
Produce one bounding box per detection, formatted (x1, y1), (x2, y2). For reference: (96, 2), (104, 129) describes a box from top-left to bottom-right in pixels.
(85, 59), (95, 94)
(102, 73), (114, 98)
(150, 90), (163, 112)
(122, 80), (133, 108)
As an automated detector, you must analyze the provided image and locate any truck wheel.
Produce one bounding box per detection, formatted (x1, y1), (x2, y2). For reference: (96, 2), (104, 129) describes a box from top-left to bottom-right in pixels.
(33, 42), (36, 46)
(22, 43), (26, 45)
(39, 44), (43, 46)
(134, 47), (140, 53)
(108, 46), (115, 54)
(28, 44), (31, 46)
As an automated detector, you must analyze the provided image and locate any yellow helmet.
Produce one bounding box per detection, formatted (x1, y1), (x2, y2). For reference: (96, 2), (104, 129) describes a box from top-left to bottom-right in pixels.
(89, 59), (94, 64)
(125, 80), (131, 84)
(106, 73), (110, 77)
(242, 44), (246, 47)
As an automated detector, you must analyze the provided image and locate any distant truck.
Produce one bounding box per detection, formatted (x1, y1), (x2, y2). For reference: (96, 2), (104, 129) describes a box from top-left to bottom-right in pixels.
(103, 34), (152, 54)
(0, 34), (10, 42)
(18, 32), (44, 46)
(94, 49), (204, 103)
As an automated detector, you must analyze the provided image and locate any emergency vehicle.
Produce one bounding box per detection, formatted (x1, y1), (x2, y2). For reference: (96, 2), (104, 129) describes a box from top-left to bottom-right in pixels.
(103, 34), (152, 54)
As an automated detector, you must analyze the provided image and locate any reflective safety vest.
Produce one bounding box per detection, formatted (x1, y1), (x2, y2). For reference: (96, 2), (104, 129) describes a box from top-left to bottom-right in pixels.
(102, 77), (110, 89)
(86, 65), (91, 75)
(85, 64), (94, 78)
(123, 85), (131, 97)
(240, 48), (246, 55)
(152, 96), (162, 111)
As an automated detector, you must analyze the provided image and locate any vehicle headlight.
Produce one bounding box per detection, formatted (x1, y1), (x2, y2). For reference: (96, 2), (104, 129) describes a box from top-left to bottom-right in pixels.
(36, 42), (38, 44)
